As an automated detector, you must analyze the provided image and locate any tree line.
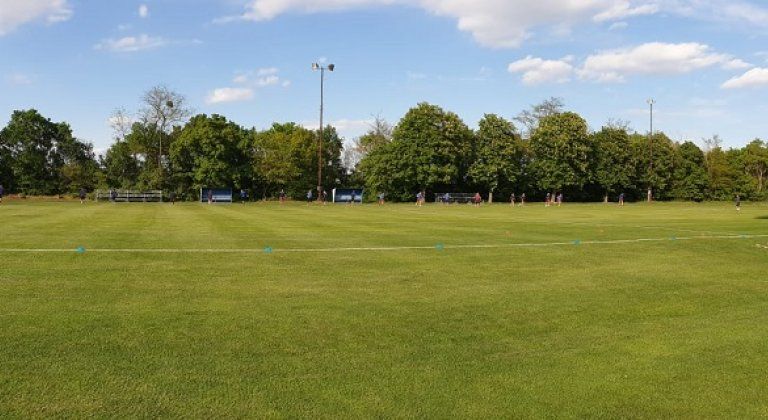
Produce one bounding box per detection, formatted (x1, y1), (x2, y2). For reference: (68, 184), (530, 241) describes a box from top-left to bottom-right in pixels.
(1, 88), (766, 202)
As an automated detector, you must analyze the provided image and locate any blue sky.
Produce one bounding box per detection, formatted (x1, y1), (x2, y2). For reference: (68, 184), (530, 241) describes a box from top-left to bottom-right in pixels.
(2, 0), (768, 155)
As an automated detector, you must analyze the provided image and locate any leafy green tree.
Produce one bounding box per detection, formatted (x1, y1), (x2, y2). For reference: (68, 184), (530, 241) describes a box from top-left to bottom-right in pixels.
(529, 112), (593, 195)
(0, 109), (96, 195)
(467, 114), (523, 202)
(743, 139), (768, 197)
(592, 126), (634, 202)
(361, 103), (474, 200)
(671, 141), (708, 201)
(705, 146), (740, 200)
(252, 123), (309, 198)
(102, 140), (141, 189)
(631, 132), (676, 200)
(0, 127), (13, 191)
(170, 114), (249, 198)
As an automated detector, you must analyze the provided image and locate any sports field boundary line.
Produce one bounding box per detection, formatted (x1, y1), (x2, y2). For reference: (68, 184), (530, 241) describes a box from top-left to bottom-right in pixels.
(1, 234), (767, 254)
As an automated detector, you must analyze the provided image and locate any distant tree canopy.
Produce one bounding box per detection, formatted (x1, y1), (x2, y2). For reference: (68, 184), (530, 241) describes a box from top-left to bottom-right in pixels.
(2, 91), (768, 202)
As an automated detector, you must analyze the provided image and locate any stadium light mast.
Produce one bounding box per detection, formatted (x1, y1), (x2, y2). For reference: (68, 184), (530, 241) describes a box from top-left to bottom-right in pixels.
(312, 62), (334, 202)
(647, 98), (655, 203)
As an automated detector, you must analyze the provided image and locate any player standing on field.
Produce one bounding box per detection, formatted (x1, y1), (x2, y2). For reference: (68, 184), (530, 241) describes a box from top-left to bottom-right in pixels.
(736, 194), (741, 212)
(0, 184), (4, 204)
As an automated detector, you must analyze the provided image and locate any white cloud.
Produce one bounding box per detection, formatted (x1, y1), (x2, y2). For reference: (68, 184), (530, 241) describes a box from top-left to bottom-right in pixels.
(507, 56), (574, 85)
(302, 118), (373, 139)
(0, 0), (73, 36)
(231, 0), (658, 48)
(233, 67), (290, 88)
(579, 42), (747, 83)
(138, 4), (149, 18)
(94, 34), (168, 52)
(5, 73), (33, 85)
(206, 87), (255, 104)
(222, 0), (768, 49)
(608, 21), (628, 30)
(257, 67), (279, 76)
(722, 68), (768, 89)
(593, 1), (658, 22)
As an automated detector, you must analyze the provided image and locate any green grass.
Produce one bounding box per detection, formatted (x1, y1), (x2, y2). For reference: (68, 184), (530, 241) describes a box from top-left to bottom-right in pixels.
(1, 201), (768, 418)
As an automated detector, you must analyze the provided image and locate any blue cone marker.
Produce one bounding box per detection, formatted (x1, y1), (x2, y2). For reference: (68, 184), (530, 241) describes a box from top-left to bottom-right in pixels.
(435, 243), (445, 251)
(76, 246), (86, 254)
(573, 240), (581, 246)
(263, 246), (273, 254)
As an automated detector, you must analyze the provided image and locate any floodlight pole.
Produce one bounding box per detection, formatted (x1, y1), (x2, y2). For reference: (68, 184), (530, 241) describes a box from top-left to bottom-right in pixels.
(647, 98), (655, 203)
(312, 63), (334, 202)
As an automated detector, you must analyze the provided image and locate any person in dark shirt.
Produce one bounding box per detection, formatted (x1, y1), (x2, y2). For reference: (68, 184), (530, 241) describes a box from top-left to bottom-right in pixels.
(169, 191), (176, 205)
(240, 189), (247, 204)
(79, 188), (87, 204)
(736, 194), (741, 212)
(0, 184), (4, 204)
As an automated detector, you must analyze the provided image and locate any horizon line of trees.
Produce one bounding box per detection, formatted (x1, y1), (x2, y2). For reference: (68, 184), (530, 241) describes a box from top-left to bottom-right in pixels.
(1, 88), (766, 202)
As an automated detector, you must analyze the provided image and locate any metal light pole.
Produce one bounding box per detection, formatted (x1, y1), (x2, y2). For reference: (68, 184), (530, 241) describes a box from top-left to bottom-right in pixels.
(312, 62), (334, 202)
(647, 98), (655, 203)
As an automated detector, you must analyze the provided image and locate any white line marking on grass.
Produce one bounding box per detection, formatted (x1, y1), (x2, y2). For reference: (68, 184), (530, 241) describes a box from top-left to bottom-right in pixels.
(2, 235), (768, 254)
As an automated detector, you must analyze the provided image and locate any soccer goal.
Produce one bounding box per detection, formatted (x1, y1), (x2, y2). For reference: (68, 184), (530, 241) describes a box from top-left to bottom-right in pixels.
(200, 188), (233, 204)
(433, 193), (476, 204)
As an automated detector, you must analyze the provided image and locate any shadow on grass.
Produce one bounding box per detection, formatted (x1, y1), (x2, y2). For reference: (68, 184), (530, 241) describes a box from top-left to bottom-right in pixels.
(756, 215), (768, 220)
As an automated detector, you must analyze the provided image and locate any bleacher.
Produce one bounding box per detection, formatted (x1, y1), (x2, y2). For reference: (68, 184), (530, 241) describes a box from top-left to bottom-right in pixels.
(200, 188), (233, 203)
(96, 190), (163, 202)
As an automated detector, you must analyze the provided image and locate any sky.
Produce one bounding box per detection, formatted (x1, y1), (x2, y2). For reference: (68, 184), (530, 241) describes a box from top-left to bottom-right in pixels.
(2, 0), (768, 155)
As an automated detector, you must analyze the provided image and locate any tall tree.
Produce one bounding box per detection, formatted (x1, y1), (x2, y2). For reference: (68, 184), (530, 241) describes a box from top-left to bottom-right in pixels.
(631, 132), (676, 200)
(592, 126), (634, 202)
(467, 114), (523, 202)
(515, 97), (564, 137)
(343, 115), (393, 173)
(743, 139), (768, 197)
(671, 141), (708, 201)
(0, 109), (95, 195)
(169, 114), (249, 198)
(253, 123), (312, 198)
(360, 103), (474, 200)
(529, 112), (593, 195)
(102, 140), (141, 189)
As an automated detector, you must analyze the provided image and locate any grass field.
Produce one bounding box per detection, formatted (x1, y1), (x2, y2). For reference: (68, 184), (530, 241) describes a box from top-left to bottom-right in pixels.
(2, 200), (768, 418)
